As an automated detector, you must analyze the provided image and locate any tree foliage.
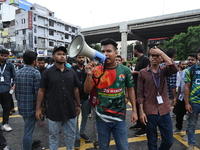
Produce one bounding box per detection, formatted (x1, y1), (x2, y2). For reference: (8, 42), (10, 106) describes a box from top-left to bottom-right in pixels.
(161, 25), (200, 60)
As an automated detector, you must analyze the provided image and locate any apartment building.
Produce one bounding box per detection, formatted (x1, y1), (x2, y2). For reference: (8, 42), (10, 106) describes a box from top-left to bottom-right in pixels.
(15, 3), (80, 57)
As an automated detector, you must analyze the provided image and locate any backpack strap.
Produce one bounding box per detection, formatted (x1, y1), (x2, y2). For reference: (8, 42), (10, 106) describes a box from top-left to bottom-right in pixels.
(190, 64), (196, 83)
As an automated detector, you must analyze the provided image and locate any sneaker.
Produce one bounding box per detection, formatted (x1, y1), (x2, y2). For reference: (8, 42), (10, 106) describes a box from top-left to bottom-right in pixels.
(134, 129), (146, 137)
(2, 124), (12, 132)
(80, 134), (90, 141)
(186, 145), (194, 150)
(32, 140), (41, 149)
(129, 124), (141, 131)
(88, 114), (92, 119)
(173, 128), (183, 134)
(3, 146), (12, 150)
(74, 139), (80, 149)
(182, 134), (188, 141)
(183, 115), (187, 121)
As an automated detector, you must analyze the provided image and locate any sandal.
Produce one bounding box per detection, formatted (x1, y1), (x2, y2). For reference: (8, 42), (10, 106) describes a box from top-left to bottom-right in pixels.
(93, 140), (99, 149)
(39, 121), (45, 127)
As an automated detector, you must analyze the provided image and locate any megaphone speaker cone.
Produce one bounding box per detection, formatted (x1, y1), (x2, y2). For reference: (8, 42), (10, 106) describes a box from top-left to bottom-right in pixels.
(68, 34), (106, 63)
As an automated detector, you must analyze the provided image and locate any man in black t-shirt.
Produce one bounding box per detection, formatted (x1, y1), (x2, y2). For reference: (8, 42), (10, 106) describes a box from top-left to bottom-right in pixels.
(36, 46), (81, 150)
(130, 44), (150, 137)
(72, 55), (90, 149)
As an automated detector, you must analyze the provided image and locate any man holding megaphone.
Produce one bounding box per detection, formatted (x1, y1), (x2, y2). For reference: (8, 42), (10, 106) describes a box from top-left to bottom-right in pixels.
(84, 38), (138, 150)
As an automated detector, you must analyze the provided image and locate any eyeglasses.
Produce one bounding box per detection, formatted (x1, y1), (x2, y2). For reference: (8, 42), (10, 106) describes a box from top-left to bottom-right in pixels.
(150, 54), (159, 57)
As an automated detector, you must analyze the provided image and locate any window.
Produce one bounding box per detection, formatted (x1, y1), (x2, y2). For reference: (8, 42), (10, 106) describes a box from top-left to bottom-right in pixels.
(22, 29), (26, 35)
(33, 14), (37, 21)
(34, 36), (37, 44)
(49, 29), (54, 36)
(65, 25), (69, 31)
(22, 18), (25, 24)
(49, 41), (54, 46)
(0, 14), (2, 20)
(34, 25), (37, 33)
(23, 40), (26, 45)
(65, 33), (69, 39)
(49, 20), (54, 27)
(72, 27), (76, 33)
(0, 4), (2, 10)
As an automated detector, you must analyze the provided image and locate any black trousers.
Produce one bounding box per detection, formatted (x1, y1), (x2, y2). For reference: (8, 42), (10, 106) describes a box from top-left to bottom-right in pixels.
(175, 100), (186, 130)
(0, 128), (6, 149)
(0, 91), (12, 125)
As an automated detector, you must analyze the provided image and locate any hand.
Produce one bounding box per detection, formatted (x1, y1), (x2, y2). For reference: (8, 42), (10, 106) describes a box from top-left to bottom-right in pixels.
(149, 46), (162, 56)
(131, 111), (138, 123)
(185, 103), (192, 113)
(76, 107), (81, 116)
(140, 113), (148, 125)
(36, 108), (43, 120)
(173, 98), (177, 106)
(85, 61), (96, 76)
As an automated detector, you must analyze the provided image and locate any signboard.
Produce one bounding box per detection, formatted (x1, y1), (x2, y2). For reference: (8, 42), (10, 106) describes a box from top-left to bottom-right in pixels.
(0, 0), (7, 2)
(19, 0), (31, 11)
(28, 11), (33, 30)
(28, 32), (33, 48)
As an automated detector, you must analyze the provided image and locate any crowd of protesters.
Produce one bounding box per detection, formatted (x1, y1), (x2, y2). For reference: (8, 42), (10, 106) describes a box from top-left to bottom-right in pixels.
(0, 39), (200, 150)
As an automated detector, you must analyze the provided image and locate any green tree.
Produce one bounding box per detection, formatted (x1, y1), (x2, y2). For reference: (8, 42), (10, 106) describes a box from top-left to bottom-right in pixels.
(161, 25), (200, 60)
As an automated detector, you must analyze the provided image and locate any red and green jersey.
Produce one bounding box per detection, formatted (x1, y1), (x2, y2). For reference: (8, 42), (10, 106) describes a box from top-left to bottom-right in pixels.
(92, 64), (134, 122)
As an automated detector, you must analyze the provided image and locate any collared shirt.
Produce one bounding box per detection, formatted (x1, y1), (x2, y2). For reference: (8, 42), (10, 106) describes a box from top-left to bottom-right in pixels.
(137, 63), (178, 116)
(15, 65), (41, 117)
(0, 61), (15, 93)
(40, 65), (80, 121)
(177, 69), (186, 101)
(167, 73), (177, 99)
(184, 63), (200, 104)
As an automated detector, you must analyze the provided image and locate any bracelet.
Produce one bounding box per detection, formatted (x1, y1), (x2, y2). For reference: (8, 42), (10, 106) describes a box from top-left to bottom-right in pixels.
(139, 112), (144, 115)
(125, 97), (129, 99)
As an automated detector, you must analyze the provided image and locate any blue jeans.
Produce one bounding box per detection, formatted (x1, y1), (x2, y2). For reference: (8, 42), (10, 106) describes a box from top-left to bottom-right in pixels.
(75, 99), (90, 139)
(187, 102), (200, 146)
(96, 120), (129, 150)
(23, 115), (37, 150)
(48, 117), (77, 150)
(146, 113), (174, 150)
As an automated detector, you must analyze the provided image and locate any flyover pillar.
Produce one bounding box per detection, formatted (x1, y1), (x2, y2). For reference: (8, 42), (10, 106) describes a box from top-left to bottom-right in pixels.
(142, 40), (149, 56)
(121, 32), (127, 61)
(120, 23), (128, 61)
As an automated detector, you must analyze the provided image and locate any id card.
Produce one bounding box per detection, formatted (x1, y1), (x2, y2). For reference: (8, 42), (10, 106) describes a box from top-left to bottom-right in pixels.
(0, 76), (4, 82)
(156, 95), (163, 104)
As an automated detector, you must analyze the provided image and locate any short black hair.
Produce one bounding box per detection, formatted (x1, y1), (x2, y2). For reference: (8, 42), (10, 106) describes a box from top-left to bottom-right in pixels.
(166, 48), (176, 58)
(116, 55), (122, 60)
(23, 51), (37, 65)
(0, 49), (9, 55)
(188, 53), (197, 60)
(100, 38), (118, 50)
(38, 57), (45, 61)
(134, 44), (143, 53)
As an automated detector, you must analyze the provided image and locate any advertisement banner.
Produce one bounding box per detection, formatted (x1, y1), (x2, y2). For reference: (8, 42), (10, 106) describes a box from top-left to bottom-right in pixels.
(29, 32), (33, 48)
(28, 11), (33, 30)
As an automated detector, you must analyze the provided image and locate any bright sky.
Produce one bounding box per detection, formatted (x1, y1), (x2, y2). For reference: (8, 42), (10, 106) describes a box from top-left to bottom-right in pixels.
(28, 0), (200, 28)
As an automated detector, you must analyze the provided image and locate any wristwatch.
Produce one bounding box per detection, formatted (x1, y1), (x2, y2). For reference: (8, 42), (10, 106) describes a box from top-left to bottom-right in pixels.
(77, 104), (81, 107)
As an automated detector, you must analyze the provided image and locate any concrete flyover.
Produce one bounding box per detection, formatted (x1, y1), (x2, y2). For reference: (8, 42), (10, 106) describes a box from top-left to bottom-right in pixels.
(81, 9), (200, 60)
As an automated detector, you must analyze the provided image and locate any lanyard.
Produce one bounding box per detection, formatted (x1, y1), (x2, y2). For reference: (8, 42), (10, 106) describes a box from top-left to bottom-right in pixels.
(150, 67), (161, 95)
(0, 64), (6, 76)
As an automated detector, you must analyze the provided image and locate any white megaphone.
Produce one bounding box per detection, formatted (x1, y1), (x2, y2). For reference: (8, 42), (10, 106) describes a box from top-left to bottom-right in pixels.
(68, 34), (106, 63)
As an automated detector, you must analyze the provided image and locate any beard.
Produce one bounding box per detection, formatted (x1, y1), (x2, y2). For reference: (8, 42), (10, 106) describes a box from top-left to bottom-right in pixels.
(78, 61), (84, 65)
(56, 61), (65, 64)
